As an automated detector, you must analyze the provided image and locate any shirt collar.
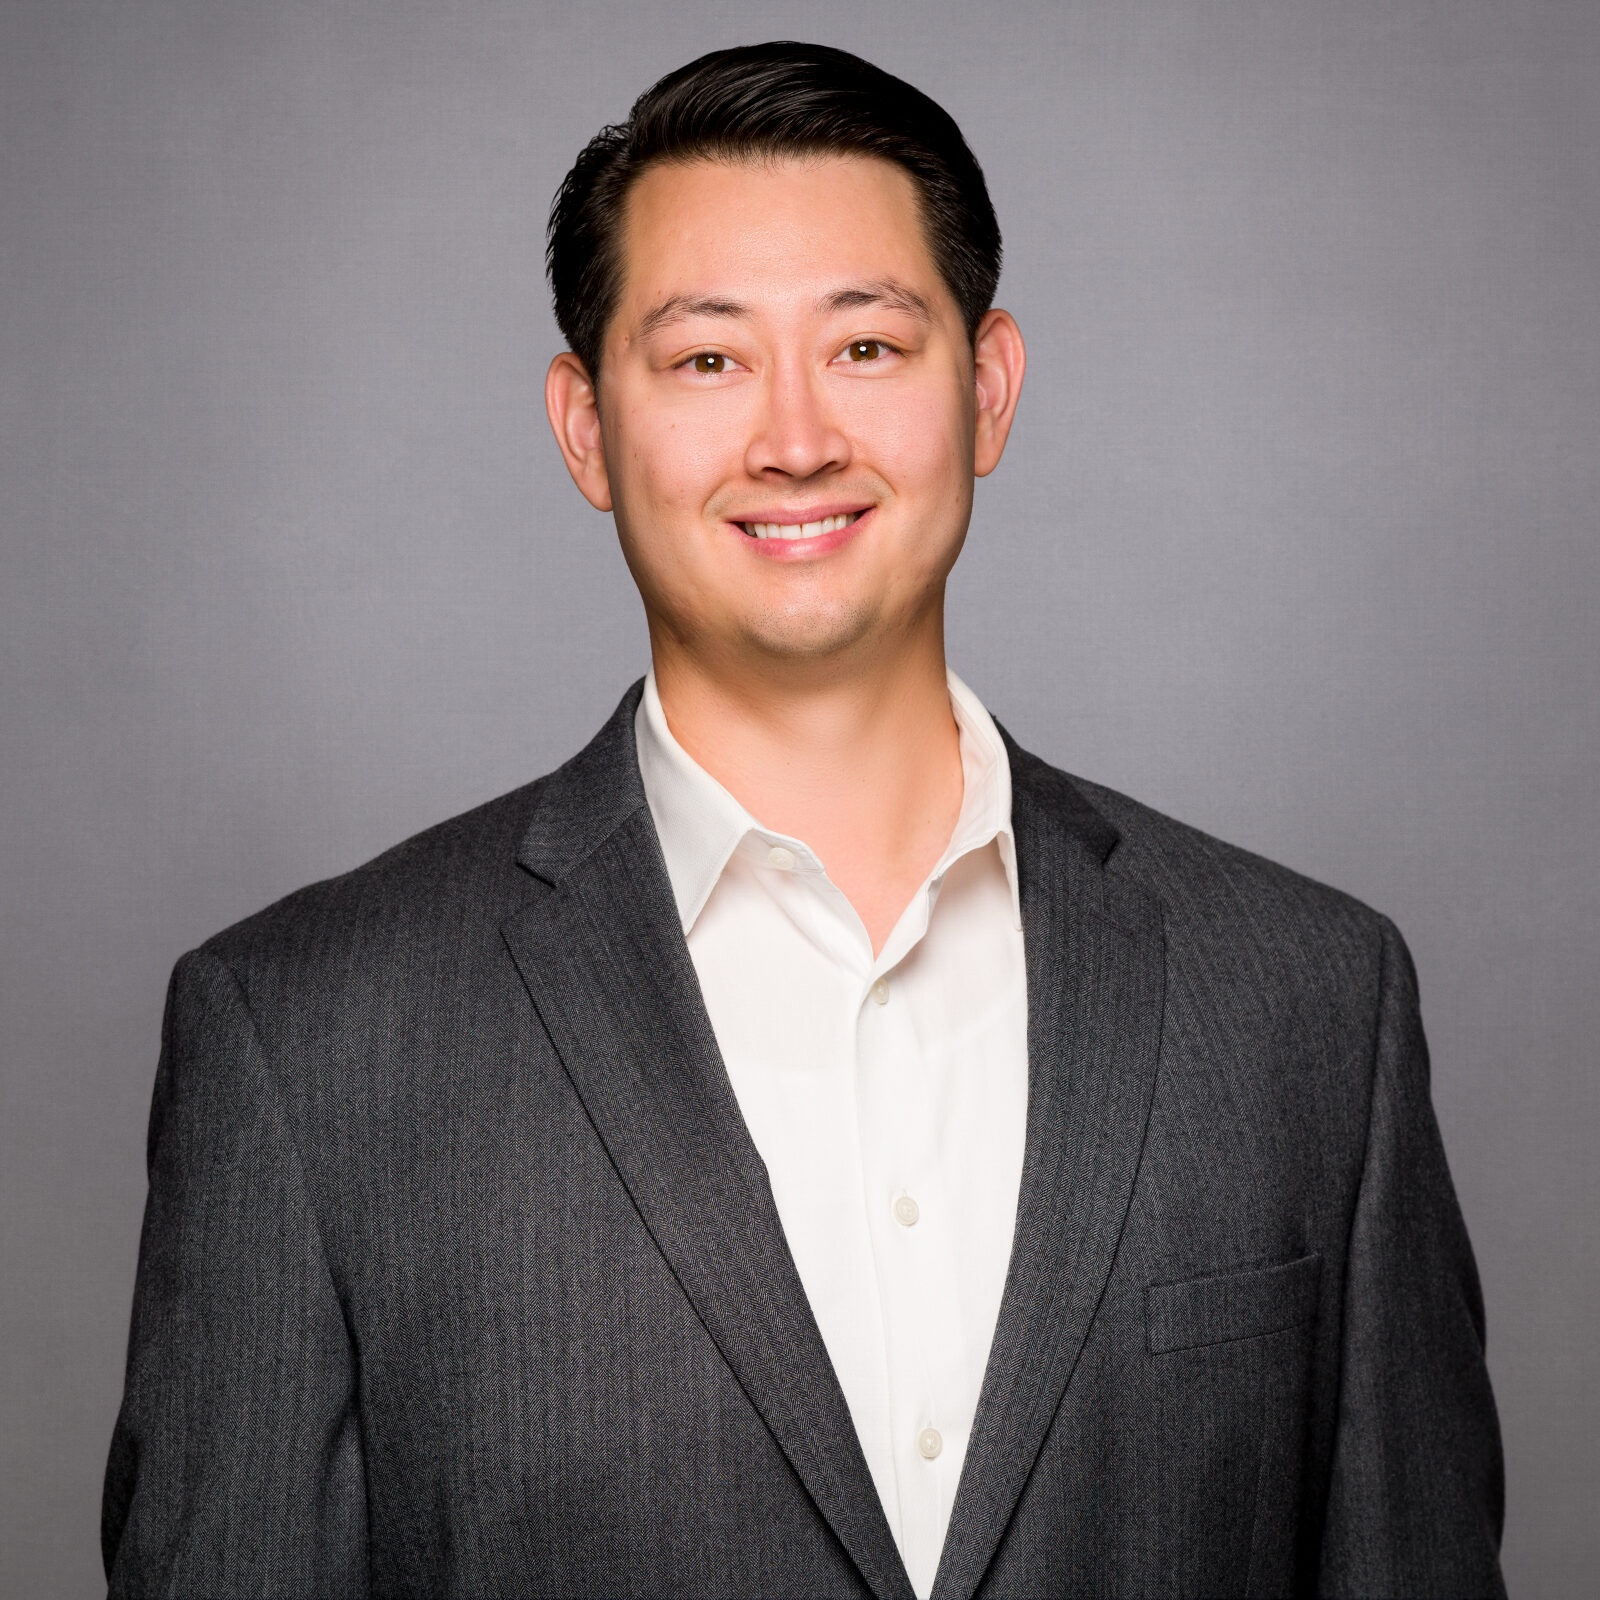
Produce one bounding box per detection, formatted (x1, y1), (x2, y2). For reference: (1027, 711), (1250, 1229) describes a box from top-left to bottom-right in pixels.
(634, 666), (1021, 935)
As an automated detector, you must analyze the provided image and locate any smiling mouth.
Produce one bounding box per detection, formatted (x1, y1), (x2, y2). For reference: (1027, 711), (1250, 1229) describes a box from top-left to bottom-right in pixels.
(737, 511), (865, 541)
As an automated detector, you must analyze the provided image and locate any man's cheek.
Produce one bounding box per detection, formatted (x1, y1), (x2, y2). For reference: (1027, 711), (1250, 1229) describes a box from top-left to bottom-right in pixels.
(641, 419), (739, 497)
(860, 391), (962, 476)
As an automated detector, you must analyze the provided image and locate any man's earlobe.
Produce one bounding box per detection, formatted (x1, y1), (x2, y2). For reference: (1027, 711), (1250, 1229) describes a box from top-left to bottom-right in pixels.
(545, 351), (613, 512)
(972, 310), (1026, 479)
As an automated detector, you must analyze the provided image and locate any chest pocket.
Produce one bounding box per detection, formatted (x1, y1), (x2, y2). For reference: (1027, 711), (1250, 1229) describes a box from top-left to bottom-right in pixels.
(1146, 1253), (1322, 1353)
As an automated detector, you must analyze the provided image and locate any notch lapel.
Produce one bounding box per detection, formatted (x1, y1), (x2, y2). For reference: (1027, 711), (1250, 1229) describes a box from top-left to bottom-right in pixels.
(932, 739), (1167, 1600)
(501, 685), (914, 1600)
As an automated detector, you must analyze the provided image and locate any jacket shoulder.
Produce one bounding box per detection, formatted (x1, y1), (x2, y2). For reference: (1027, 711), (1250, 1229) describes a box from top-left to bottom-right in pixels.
(194, 779), (541, 980)
(1053, 765), (1393, 993)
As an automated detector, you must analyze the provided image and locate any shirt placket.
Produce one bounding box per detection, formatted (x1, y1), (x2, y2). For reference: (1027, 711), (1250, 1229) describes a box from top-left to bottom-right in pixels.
(855, 929), (972, 1596)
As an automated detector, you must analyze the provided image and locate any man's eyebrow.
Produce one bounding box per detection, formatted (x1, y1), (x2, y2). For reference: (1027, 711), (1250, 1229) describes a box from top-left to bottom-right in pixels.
(818, 280), (934, 323)
(634, 295), (750, 341)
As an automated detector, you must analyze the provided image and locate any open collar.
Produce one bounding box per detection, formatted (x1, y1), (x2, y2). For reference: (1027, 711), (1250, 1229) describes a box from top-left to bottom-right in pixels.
(633, 666), (1023, 936)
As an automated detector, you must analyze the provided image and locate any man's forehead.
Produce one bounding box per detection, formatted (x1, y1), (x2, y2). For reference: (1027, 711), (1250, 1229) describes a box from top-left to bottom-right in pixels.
(615, 154), (950, 330)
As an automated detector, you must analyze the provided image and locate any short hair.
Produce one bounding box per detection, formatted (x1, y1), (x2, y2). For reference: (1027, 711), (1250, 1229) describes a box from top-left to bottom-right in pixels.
(546, 41), (1003, 380)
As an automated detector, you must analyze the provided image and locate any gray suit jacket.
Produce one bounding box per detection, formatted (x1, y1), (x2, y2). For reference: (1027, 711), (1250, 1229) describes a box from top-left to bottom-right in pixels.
(103, 682), (1505, 1598)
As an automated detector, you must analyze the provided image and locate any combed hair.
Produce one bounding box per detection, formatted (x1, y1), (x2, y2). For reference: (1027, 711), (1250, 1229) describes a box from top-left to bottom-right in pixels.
(546, 41), (1002, 380)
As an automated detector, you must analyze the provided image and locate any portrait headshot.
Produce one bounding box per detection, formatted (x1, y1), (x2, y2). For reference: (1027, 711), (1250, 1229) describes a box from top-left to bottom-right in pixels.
(2, 4), (1595, 1598)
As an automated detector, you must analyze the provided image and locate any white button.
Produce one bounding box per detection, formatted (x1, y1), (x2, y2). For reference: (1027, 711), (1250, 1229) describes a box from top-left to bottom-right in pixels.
(767, 845), (797, 871)
(870, 977), (890, 1006)
(893, 1194), (920, 1227)
(917, 1427), (943, 1460)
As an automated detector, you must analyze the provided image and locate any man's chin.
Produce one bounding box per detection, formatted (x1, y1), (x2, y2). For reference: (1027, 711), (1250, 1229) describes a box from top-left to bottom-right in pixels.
(735, 600), (882, 666)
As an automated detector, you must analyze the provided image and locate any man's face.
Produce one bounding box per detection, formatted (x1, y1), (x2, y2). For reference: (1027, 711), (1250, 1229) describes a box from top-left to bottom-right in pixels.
(548, 154), (1022, 672)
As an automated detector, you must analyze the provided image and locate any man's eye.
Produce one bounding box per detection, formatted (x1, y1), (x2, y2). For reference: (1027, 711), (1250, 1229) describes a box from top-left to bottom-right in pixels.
(690, 352), (727, 374)
(845, 340), (887, 362)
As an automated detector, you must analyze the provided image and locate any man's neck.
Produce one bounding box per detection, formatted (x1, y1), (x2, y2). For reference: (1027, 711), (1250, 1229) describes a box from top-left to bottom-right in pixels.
(649, 627), (965, 957)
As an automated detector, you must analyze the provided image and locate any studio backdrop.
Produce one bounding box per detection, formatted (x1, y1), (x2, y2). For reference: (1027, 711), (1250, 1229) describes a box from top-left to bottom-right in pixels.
(3, 3), (1596, 1596)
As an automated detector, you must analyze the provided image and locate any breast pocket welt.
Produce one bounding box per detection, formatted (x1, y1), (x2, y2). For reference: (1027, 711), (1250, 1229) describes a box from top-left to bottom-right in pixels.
(1146, 1252), (1323, 1354)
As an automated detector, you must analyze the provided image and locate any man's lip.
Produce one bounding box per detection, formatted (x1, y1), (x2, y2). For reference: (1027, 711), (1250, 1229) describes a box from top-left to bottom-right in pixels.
(727, 505), (873, 558)
(725, 502), (872, 528)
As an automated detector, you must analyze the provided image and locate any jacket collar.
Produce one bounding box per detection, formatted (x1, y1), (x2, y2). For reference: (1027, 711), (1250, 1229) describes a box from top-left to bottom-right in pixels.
(513, 682), (650, 887)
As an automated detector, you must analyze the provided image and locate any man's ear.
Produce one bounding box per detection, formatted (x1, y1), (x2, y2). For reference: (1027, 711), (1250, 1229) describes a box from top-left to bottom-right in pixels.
(972, 309), (1026, 478)
(545, 351), (613, 512)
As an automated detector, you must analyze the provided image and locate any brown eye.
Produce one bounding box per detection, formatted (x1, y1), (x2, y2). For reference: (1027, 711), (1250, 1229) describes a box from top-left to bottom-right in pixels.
(846, 340), (884, 362)
(692, 352), (726, 374)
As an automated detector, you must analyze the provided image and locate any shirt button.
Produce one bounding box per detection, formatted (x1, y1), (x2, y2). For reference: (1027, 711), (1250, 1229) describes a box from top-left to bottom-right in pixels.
(893, 1194), (920, 1227)
(767, 845), (797, 871)
(870, 977), (890, 1006)
(917, 1427), (943, 1460)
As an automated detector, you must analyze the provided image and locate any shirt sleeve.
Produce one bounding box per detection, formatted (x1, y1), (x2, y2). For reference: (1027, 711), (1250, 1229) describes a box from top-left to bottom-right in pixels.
(1316, 915), (1506, 1598)
(102, 948), (369, 1598)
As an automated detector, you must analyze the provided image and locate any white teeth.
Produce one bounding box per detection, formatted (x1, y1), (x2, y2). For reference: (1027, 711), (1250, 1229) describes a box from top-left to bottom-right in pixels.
(744, 512), (859, 540)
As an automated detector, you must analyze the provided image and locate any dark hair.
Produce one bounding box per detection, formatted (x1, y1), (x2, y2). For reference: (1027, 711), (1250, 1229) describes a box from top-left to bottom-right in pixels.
(546, 41), (1002, 379)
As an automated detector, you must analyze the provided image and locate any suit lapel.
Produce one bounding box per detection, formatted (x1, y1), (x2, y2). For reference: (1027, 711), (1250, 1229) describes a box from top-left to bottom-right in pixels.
(932, 738), (1167, 1600)
(501, 685), (915, 1600)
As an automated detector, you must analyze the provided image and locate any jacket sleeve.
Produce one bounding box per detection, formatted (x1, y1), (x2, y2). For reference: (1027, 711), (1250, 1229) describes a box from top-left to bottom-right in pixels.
(1316, 916), (1505, 1598)
(102, 949), (369, 1598)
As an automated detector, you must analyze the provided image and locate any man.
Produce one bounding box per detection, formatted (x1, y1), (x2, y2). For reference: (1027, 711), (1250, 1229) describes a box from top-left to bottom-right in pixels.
(103, 41), (1505, 1600)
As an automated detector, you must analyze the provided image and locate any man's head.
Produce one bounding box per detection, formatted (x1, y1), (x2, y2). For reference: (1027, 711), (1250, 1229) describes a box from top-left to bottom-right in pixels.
(544, 42), (1024, 678)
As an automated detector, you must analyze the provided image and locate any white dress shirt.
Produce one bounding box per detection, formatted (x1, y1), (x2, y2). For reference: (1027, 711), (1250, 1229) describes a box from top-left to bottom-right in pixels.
(634, 667), (1029, 1598)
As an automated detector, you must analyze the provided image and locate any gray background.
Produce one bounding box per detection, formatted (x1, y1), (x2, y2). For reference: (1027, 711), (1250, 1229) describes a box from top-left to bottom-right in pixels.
(2, 1), (1594, 1594)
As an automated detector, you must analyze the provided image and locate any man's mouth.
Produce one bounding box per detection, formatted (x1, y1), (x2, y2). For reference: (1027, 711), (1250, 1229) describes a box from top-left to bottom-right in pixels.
(736, 510), (866, 541)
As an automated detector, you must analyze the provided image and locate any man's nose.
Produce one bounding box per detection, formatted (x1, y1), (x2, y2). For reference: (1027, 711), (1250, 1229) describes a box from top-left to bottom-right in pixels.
(744, 364), (851, 480)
